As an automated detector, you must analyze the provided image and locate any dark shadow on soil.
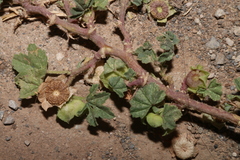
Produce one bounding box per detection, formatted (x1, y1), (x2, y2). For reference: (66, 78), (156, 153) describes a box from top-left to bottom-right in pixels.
(88, 119), (115, 135)
(109, 91), (130, 112)
(20, 96), (39, 108)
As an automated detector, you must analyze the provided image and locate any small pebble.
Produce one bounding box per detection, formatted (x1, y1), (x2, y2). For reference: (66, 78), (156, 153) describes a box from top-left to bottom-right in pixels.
(208, 73), (215, 79)
(3, 115), (15, 125)
(210, 54), (216, 60)
(225, 38), (234, 46)
(233, 26), (240, 36)
(9, 100), (18, 110)
(234, 55), (240, 62)
(24, 140), (31, 146)
(215, 53), (225, 65)
(56, 52), (64, 61)
(5, 136), (12, 141)
(185, 2), (192, 8)
(214, 9), (225, 19)
(206, 37), (220, 49)
(194, 18), (201, 25)
(232, 152), (237, 157)
(0, 111), (4, 120)
(237, 5), (240, 11)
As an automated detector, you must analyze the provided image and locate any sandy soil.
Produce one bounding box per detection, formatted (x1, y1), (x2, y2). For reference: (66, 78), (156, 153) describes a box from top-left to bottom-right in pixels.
(0, 0), (240, 159)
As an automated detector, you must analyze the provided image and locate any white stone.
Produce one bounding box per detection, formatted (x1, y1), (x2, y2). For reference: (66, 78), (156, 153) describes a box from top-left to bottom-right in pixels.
(3, 116), (15, 125)
(214, 9), (225, 19)
(234, 55), (240, 62)
(185, 2), (192, 7)
(233, 26), (240, 36)
(206, 37), (220, 49)
(0, 111), (4, 120)
(56, 52), (65, 61)
(225, 38), (234, 46)
(8, 100), (18, 110)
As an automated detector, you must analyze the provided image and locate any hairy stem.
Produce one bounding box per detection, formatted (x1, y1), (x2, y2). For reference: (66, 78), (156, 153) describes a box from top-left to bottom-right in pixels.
(14, 0), (240, 126)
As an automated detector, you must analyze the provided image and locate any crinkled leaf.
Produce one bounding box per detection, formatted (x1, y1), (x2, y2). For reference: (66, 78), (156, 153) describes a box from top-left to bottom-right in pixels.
(197, 79), (222, 101)
(158, 51), (174, 63)
(57, 96), (85, 123)
(234, 77), (240, 91)
(109, 77), (127, 98)
(93, 0), (108, 10)
(12, 44), (47, 98)
(161, 104), (182, 135)
(131, 0), (143, 6)
(103, 57), (126, 75)
(70, 0), (94, 19)
(130, 83), (166, 119)
(81, 84), (114, 126)
(100, 57), (135, 88)
(124, 68), (136, 80)
(157, 31), (179, 63)
(134, 41), (157, 64)
(87, 84), (110, 106)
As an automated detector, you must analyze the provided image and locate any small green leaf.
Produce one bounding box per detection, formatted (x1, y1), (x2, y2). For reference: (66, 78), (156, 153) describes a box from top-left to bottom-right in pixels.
(161, 104), (182, 135)
(103, 57), (126, 75)
(146, 112), (163, 128)
(131, 0), (143, 6)
(109, 77), (127, 98)
(70, 0), (94, 19)
(81, 84), (114, 127)
(197, 79), (222, 101)
(158, 51), (174, 63)
(227, 94), (240, 101)
(234, 77), (240, 91)
(134, 41), (157, 64)
(93, 0), (108, 10)
(12, 44), (48, 98)
(87, 84), (110, 106)
(130, 83), (166, 119)
(57, 96), (85, 123)
(100, 57), (135, 89)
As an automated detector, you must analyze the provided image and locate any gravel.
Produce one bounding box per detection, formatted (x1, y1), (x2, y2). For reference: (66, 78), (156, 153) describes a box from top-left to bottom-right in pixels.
(215, 53), (225, 65)
(214, 9), (226, 19)
(225, 38), (234, 46)
(233, 26), (240, 36)
(206, 37), (220, 49)
(0, 111), (4, 120)
(3, 115), (15, 125)
(8, 100), (18, 110)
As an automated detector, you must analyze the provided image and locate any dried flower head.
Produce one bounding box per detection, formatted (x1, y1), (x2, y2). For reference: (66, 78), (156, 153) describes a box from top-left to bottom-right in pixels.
(172, 133), (195, 160)
(149, 0), (169, 20)
(38, 75), (76, 111)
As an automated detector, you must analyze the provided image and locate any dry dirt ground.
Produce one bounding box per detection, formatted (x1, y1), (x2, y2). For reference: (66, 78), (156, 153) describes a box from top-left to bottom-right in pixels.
(0, 0), (240, 159)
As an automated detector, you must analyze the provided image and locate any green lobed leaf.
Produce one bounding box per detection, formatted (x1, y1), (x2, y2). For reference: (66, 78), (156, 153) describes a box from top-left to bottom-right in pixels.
(197, 79), (222, 101)
(227, 94), (240, 101)
(87, 84), (110, 106)
(100, 57), (135, 89)
(157, 31), (179, 63)
(130, 83), (166, 119)
(134, 41), (157, 64)
(80, 84), (114, 126)
(234, 77), (240, 91)
(57, 96), (85, 123)
(108, 77), (127, 98)
(12, 44), (48, 98)
(161, 104), (182, 135)
(70, 0), (94, 19)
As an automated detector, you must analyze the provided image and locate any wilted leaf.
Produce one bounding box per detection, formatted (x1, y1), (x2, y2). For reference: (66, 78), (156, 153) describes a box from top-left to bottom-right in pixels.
(197, 79), (222, 101)
(12, 44), (47, 98)
(57, 96), (85, 123)
(109, 77), (127, 98)
(130, 83), (166, 119)
(161, 104), (182, 135)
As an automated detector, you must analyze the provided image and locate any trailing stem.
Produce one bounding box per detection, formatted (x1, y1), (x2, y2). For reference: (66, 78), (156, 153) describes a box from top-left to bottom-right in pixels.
(13, 0), (240, 126)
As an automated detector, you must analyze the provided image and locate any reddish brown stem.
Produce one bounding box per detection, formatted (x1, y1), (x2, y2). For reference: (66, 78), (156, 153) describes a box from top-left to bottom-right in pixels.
(14, 0), (240, 126)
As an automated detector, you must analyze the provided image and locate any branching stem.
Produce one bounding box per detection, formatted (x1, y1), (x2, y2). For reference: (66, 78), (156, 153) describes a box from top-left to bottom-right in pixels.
(13, 0), (240, 126)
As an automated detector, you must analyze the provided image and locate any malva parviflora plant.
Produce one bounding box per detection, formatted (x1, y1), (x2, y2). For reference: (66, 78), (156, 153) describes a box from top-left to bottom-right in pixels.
(2, 0), (240, 137)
